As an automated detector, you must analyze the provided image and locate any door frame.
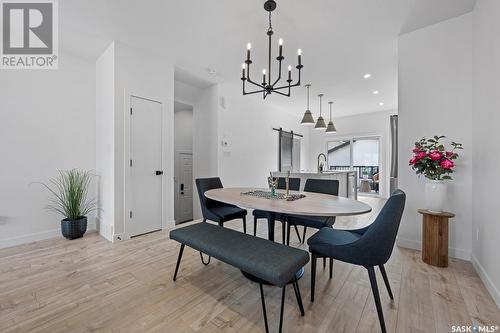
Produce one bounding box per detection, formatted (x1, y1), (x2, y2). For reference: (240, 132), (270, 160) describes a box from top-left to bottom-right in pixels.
(124, 92), (168, 240)
(175, 150), (193, 224)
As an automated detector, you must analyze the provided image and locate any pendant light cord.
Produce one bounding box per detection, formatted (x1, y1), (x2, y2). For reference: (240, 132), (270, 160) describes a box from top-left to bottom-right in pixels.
(306, 85), (310, 109)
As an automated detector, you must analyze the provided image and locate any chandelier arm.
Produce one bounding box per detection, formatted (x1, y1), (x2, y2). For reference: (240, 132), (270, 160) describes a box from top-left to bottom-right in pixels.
(246, 63), (265, 89)
(273, 89), (290, 97)
(273, 81), (300, 91)
(243, 88), (267, 95)
(271, 59), (282, 87)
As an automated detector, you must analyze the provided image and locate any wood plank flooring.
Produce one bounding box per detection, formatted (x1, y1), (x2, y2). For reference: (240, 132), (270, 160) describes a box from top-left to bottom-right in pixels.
(1, 196), (499, 332)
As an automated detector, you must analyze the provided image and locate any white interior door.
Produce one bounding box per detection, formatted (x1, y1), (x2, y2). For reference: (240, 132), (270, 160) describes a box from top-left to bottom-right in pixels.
(176, 152), (193, 223)
(129, 96), (163, 237)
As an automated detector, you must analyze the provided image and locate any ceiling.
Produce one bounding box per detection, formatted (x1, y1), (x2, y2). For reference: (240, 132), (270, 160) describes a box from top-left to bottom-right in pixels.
(60, 0), (476, 117)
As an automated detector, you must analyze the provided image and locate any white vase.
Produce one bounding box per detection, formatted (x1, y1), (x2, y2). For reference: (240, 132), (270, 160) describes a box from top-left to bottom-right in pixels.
(424, 180), (447, 213)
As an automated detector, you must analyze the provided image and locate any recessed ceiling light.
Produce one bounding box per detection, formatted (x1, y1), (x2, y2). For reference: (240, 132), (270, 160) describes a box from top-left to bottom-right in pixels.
(372, 90), (379, 94)
(379, 102), (385, 106)
(363, 73), (371, 79)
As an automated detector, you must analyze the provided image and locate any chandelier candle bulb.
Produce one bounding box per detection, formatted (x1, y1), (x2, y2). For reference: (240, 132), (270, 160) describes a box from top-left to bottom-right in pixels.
(246, 43), (251, 61)
(288, 65), (292, 80)
(242, 63), (246, 79)
(278, 38), (283, 57)
(297, 49), (302, 66)
(262, 69), (266, 84)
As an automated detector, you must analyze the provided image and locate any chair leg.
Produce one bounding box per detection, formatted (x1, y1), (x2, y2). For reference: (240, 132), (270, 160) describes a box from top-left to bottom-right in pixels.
(253, 216), (257, 236)
(259, 282), (270, 333)
(379, 265), (394, 300)
(329, 258), (333, 279)
(302, 226), (307, 244)
(282, 221), (286, 244)
(202, 218), (207, 222)
(286, 222), (291, 246)
(323, 257), (326, 269)
(311, 253), (317, 302)
(292, 277), (305, 316)
(293, 225), (302, 243)
(279, 284), (286, 333)
(199, 252), (211, 265)
(173, 244), (185, 281)
(218, 221), (223, 227)
(242, 216), (247, 234)
(367, 266), (387, 333)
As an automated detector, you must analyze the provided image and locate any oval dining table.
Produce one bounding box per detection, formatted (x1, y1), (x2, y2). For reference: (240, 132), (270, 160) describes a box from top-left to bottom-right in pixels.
(204, 187), (372, 283)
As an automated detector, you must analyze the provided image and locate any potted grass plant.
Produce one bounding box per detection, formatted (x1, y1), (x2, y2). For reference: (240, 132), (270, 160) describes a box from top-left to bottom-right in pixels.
(39, 169), (97, 239)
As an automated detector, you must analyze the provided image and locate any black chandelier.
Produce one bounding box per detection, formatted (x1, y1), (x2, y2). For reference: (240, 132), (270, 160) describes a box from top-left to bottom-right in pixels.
(241, 0), (303, 99)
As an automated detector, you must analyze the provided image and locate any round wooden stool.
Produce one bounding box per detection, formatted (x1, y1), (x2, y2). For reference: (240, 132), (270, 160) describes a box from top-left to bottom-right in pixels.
(418, 209), (455, 267)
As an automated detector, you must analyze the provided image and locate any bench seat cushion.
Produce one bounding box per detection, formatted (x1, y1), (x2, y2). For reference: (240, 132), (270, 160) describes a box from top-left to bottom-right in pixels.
(170, 222), (309, 286)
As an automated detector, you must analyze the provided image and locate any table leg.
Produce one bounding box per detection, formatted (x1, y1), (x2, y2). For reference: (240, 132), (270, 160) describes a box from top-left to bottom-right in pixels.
(267, 218), (275, 242)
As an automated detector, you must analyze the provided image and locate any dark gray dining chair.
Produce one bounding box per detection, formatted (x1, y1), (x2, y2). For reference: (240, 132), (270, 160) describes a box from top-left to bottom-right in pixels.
(285, 178), (339, 245)
(307, 190), (406, 333)
(253, 177), (301, 243)
(195, 177), (247, 231)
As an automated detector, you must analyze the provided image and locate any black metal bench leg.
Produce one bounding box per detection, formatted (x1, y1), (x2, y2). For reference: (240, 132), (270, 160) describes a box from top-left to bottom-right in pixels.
(243, 216), (247, 234)
(278, 284), (286, 333)
(302, 226), (307, 244)
(259, 282), (270, 333)
(173, 244), (185, 281)
(281, 220), (286, 244)
(323, 257), (326, 269)
(368, 266), (387, 333)
(199, 252), (211, 265)
(253, 216), (258, 236)
(311, 253), (317, 302)
(202, 218), (207, 222)
(292, 277), (305, 316)
(379, 264), (394, 300)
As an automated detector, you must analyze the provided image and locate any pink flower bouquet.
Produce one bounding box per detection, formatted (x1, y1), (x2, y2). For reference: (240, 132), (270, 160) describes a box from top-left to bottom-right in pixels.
(409, 136), (463, 180)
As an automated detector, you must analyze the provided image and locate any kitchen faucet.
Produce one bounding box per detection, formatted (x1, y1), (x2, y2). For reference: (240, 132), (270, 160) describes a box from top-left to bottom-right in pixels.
(317, 153), (327, 173)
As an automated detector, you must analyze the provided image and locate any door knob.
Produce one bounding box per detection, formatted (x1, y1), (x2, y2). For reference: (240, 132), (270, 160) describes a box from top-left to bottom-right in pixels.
(155, 170), (163, 175)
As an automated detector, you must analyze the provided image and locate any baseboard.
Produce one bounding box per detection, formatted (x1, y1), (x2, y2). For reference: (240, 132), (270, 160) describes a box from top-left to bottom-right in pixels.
(396, 236), (471, 261)
(471, 254), (500, 309)
(0, 222), (97, 249)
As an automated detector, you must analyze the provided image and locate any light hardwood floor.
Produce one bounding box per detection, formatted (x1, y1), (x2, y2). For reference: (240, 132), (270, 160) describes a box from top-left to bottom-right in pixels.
(1, 197), (499, 333)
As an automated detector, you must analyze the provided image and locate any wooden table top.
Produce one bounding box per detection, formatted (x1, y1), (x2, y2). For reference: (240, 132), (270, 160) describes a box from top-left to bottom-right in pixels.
(205, 187), (372, 217)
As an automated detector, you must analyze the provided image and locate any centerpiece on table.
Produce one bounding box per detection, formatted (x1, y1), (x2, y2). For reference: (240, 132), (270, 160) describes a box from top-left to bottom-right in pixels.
(409, 136), (463, 213)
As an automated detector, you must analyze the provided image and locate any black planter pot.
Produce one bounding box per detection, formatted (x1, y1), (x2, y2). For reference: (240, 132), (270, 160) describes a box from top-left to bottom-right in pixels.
(61, 216), (87, 240)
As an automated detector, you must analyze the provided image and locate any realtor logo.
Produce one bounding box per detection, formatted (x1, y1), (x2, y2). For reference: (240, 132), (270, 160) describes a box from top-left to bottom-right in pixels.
(1, 0), (58, 69)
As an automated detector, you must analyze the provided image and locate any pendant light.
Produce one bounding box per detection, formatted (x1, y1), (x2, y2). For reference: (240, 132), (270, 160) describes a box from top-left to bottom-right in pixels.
(300, 84), (315, 125)
(314, 94), (327, 130)
(325, 101), (337, 133)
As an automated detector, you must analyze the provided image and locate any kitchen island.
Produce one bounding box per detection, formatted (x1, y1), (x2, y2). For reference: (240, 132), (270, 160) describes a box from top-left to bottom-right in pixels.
(273, 170), (357, 199)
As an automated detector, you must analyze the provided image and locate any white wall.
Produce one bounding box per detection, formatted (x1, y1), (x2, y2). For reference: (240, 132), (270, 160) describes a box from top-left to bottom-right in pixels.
(95, 41), (175, 240)
(217, 83), (310, 190)
(0, 52), (96, 248)
(96, 43), (115, 241)
(174, 109), (193, 152)
(398, 14), (473, 260)
(192, 84), (220, 219)
(471, 0), (500, 307)
(308, 110), (394, 198)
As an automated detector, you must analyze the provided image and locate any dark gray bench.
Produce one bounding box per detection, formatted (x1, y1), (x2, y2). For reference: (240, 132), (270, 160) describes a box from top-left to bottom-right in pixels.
(170, 222), (310, 333)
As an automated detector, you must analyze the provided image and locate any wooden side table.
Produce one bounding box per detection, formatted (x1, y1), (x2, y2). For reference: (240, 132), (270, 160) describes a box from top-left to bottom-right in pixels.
(418, 209), (455, 267)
